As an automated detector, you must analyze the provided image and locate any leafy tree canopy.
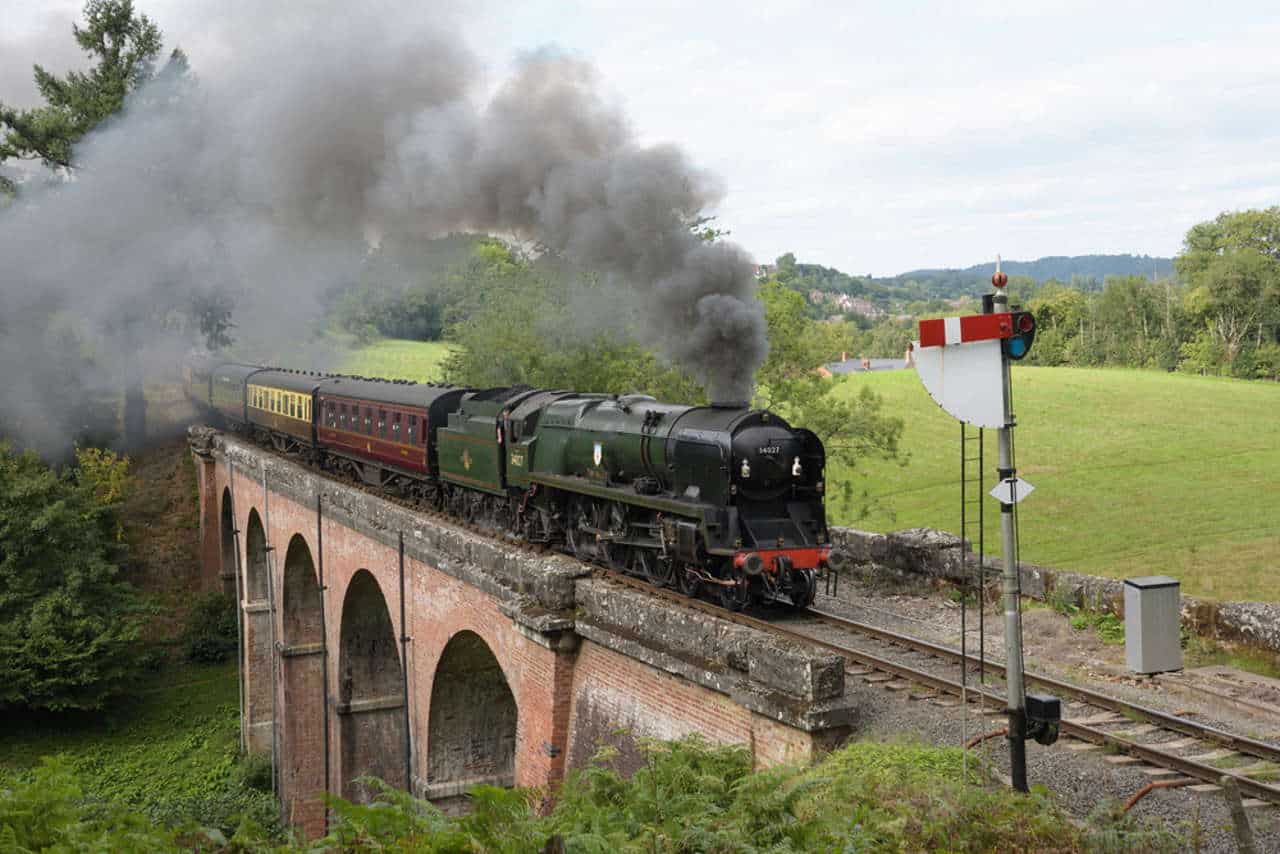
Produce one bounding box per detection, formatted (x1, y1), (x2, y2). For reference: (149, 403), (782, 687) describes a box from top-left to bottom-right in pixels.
(0, 0), (173, 194)
(0, 444), (146, 711)
(442, 241), (707, 403)
(754, 280), (904, 514)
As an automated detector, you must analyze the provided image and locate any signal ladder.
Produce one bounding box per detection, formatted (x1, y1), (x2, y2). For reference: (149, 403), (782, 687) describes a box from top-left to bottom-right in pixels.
(959, 423), (988, 687)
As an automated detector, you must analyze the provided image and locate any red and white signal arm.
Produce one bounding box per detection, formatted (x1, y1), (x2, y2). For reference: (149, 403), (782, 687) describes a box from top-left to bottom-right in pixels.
(913, 313), (1018, 429)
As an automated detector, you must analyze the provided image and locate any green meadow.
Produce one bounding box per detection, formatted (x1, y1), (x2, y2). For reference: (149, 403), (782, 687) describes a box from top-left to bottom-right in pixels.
(831, 367), (1280, 602)
(340, 338), (454, 382)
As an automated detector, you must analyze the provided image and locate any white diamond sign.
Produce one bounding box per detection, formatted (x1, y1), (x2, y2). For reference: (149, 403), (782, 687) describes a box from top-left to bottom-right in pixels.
(990, 477), (1034, 504)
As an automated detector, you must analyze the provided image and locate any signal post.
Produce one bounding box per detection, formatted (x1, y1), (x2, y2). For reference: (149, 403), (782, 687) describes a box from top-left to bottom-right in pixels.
(914, 267), (1056, 793)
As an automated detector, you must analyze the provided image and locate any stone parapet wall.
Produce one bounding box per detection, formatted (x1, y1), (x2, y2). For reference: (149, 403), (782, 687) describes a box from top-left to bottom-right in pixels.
(829, 525), (1280, 656)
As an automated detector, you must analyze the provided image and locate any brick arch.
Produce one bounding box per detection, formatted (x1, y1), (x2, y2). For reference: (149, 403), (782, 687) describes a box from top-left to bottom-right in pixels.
(338, 569), (407, 800)
(243, 508), (275, 753)
(280, 534), (326, 831)
(220, 488), (237, 598)
(245, 509), (269, 601)
(426, 630), (517, 799)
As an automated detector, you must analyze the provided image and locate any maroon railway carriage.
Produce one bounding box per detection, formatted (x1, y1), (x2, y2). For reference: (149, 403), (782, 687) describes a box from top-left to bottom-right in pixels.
(314, 376), (468, 492)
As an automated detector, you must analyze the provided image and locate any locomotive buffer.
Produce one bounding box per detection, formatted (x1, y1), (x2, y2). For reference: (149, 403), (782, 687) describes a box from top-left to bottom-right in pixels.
(914, 263), (1059, 793)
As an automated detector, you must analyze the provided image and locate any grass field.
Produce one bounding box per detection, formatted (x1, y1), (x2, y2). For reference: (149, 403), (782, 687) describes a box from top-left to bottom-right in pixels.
(830, 367), (1280, 602)
(340, 338), (453, 382)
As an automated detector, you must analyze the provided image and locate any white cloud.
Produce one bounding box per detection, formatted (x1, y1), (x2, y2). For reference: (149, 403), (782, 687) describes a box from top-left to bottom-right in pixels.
(6, 0), (1280, 273)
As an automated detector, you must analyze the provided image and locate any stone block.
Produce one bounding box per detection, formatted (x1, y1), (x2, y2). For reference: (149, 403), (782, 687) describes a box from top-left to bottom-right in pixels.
(746, 636), (845, 702)
(1216, 600), (1280, 654)
(575, 578), (844, 703)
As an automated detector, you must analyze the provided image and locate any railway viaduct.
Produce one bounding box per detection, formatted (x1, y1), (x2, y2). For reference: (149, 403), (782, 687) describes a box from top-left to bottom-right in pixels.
(188, 428), (858, 838)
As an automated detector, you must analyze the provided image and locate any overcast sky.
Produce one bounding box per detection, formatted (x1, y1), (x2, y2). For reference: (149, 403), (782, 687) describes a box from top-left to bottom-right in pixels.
(5, 1), (1279, 275)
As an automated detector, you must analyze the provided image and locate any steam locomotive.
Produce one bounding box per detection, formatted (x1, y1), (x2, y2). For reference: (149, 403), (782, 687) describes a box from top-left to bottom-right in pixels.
(185, 360), (830, 609)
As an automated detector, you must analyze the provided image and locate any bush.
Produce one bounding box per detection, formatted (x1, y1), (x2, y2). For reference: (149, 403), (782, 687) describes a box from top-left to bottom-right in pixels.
(234, 752), (274, 793)
(0, 758), (181, 851)
(182, 592), (238, 663)
(0, 736), (1183, 852)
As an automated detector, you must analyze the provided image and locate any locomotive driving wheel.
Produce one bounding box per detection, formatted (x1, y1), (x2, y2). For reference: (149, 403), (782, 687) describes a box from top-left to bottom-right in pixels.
(716, 566), (751, 612)
(789, 569), (817, 609)
(599, 502), (628, 570)
(628, 547), (672, 587)
(564, 497), (590, 559)
(675, 562), (701, 597)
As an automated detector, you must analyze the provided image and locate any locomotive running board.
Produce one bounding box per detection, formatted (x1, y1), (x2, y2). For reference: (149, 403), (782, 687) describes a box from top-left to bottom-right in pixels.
(528, 472), (706, 519)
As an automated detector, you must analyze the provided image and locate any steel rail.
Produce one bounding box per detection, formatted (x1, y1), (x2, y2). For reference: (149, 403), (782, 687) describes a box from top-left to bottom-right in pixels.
(804, 607), (1280, 768)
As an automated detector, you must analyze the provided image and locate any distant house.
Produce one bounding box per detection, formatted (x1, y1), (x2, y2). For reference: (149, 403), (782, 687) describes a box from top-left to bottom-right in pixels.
(820, 355), (906, 376)
(845, 297), (884, 318)
(753, 264), (776, 279)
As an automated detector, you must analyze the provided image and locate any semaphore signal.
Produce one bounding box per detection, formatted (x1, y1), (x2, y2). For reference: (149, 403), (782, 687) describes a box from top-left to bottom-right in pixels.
(912, 257), (1059, 794)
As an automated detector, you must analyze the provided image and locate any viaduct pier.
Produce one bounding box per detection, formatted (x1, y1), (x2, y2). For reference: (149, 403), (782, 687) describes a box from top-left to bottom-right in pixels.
(189, 428), (858, 837)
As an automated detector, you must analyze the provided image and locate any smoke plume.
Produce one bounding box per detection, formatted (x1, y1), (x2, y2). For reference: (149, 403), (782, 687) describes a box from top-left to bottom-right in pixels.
(0, 1), (766, 457)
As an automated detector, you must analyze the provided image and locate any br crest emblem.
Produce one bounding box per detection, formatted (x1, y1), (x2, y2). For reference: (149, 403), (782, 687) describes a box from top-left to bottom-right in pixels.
(593, 442), (603, 467)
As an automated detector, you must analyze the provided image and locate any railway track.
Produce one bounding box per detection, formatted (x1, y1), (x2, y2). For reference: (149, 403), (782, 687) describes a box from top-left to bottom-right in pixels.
(597, 570), (1280, 807)
(244, 434), (1280, 809)
(790, 606), (1280, 808)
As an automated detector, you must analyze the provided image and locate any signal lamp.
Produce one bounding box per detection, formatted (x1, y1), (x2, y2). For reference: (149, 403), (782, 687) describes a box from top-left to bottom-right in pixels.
(1004, 310), (1036, 360)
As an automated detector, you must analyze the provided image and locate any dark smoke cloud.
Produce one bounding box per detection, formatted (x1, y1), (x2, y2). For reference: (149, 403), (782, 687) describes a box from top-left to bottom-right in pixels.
(0, 1), (766, 457)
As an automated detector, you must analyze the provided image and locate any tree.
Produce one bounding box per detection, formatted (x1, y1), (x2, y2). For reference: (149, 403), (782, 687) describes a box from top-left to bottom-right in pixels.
(754, 281), (904, 515)
(1177, 209), (1280, 371)
(0, 444), (146, 711)
(191, 289), (236, 351)
(442, 242), (706, 402)
(0, 0), (166, 193)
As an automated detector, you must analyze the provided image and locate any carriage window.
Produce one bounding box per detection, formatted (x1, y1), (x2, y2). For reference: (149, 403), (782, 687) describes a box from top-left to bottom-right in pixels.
(378, 411), (387, 438)
(407, 414), (416, 445)
(364, 409), (372, 433)
(339, 404), (347, 427)
(392, 413), (402, 441)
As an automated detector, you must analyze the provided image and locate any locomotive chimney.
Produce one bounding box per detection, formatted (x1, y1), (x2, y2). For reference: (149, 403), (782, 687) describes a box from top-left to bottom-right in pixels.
(710, 399), (749, 409)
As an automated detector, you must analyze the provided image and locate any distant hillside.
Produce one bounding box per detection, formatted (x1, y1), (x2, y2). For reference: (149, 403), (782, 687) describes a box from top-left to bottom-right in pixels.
(889, 254), (1175, 297)
(768, 252), (1177, 313)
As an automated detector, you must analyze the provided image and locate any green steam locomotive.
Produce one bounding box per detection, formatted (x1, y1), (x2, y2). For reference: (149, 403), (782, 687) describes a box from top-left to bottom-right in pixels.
(186, 361), (831, 610)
